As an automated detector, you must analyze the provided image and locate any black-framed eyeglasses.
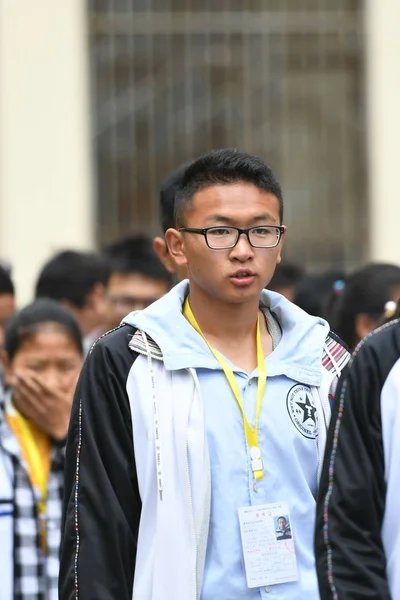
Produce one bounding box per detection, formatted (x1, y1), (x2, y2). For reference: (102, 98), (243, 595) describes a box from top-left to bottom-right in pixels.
(179, 225), (285, 249)
(107, 294), (160, 310)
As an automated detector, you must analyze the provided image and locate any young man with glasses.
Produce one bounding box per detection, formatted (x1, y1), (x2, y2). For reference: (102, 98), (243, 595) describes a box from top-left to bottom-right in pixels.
(60, 148), (349, 600)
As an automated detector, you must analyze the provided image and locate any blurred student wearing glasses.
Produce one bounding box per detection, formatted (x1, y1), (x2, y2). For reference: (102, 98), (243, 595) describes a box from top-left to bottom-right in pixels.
(103, 234), (172, 330)
(60, 149), (349, 600)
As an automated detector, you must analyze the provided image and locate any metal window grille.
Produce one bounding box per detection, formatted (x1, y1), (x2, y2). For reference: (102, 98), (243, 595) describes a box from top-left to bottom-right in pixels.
(89, 0), (366, 272)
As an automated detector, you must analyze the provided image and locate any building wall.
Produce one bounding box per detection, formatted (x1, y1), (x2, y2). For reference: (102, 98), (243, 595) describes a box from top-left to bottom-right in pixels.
(88, 2), (367, 274)
(366, 0), (400, 265)
(0, 0), (94, 306)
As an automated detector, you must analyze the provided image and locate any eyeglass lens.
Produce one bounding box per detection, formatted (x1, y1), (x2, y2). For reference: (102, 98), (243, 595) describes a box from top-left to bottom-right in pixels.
(206, 227), (280, 248)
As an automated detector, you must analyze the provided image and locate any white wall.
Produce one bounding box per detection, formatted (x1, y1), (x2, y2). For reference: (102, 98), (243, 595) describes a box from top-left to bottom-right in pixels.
(0, 0), (94, 306)
(366, 0), (400, 264)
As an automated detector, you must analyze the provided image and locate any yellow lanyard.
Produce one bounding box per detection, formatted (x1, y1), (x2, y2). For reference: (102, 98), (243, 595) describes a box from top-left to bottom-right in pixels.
(183, 297), (267, 480)
(6, 407), (50, 553)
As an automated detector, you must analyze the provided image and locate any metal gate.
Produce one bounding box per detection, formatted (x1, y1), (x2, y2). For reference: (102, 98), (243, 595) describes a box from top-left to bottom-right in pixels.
(89, 0), (366, 272)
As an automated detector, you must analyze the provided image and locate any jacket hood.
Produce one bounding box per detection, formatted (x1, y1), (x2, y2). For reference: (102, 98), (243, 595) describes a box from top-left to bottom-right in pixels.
(123, 280), (330, 386)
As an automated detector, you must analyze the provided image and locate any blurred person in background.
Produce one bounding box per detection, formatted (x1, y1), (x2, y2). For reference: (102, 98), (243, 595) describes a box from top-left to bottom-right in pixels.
(103, 234), (172, 329)
(331, 263), (400, 351)
(35, 250), (110, 354)
(315, 299), (400, 599)
(0, 263), (16, 351)
(153, 162), (191, 280)
(293, 271), (345, 321)
(0, 299), (83, 600)
(268, 262), (305, 302)
(0, 264), (16, 392)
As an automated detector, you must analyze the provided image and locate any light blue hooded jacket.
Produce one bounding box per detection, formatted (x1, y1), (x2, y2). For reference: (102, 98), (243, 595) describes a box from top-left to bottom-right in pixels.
(123, 280), (348, 600)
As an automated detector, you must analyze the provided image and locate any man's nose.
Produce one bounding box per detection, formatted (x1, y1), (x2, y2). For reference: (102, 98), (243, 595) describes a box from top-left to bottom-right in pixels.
(229, 232), (254, 260)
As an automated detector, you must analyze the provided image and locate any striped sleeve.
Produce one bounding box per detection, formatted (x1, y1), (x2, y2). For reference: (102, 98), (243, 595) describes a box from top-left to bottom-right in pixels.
(322, 332), (350, 375)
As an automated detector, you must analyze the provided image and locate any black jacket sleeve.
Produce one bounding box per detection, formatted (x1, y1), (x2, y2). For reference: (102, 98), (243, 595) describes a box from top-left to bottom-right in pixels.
(59, 325), (141, 600)
(315, 325), (400, 599)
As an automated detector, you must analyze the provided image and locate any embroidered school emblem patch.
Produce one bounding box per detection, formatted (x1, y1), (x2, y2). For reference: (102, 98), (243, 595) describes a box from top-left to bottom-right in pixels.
(286, 384), (318, 439)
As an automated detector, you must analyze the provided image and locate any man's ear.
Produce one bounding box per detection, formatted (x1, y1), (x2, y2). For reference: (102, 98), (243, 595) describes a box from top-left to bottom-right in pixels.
(153, 236), (176, 274)
(355, 313), (376, 342)
(90, 282), (107, 303)
(164, 228), (188, 269)
(59, 299), (84, 332)
(276, 225), (287, 265)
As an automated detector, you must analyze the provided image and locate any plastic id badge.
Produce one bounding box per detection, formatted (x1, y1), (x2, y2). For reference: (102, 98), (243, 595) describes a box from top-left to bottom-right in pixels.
(238, 501), (298, 588)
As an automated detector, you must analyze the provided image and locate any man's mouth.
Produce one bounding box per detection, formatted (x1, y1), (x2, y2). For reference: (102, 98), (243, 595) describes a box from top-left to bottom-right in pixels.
(231, 270), (256, 277)
(230, 271), (257, 286)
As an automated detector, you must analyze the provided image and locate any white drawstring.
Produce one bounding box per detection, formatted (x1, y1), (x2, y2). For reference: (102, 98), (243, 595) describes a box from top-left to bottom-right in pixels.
(311, 386), (327, 484)
(323, 342), (342, 379)
(142, 332), (164, 500)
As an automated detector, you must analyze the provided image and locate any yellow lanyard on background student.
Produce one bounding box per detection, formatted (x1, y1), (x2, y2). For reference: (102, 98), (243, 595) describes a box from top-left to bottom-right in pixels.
(6, 407), (50, 554)
(183, 297), (267, 480)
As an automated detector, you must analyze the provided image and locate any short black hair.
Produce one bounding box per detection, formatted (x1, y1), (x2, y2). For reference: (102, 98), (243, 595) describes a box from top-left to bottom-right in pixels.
(103, 234), (171, 282)
(294, 271), (345, 320)
(35, 250), (110, 308)
(0, 264), (14, 296)
(174, 149), (283, 227)
(159, 162), (191, 232)
(269, 263), (305, 293)
(4, 298), (83, 360)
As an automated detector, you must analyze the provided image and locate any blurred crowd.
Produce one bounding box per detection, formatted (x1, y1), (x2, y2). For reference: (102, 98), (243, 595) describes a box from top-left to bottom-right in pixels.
(1, 159), (400, 599)
(2, 162), (400, 367)
(3, 242), (400, 370)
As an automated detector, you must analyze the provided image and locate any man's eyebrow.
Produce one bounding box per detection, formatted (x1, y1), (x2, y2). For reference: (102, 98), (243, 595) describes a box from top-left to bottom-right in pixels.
(204, 215), (235, 224)
(205, 213), (277, 224)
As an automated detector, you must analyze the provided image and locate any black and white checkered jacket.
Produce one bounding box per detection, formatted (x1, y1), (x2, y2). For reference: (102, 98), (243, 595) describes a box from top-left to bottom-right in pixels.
(0, 395), (64, 600)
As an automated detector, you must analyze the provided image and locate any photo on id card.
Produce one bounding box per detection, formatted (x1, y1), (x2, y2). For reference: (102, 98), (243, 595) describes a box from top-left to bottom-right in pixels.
(238, 501), (298, 588)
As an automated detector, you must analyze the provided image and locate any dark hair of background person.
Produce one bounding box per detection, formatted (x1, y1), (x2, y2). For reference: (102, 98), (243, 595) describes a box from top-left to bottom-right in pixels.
(103, 234), (171, 282)
(268, 263), (305, 302)
(331, 263), (400, 350)
(35, 250), (110, 308)
(389, 299), (400, 321)
(174, 148), (284, 227)
(0, 264), (16, 356)
(159, 162), (192, 233)
(0, 264), (14, 296)
(390, 298), (400, 320)
(269, 263), (305, 292)
(4, 298), (83, 361)
(294, 271), (345, 321)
